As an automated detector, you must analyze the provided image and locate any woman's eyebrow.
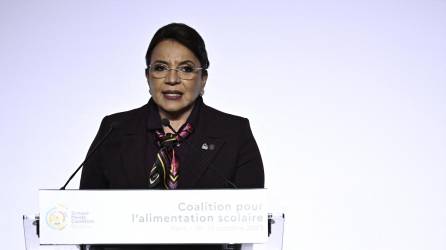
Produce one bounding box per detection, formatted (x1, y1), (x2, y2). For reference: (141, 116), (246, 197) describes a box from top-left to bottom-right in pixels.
(152, 59), (196, 66)
(152, 60), (169, 64)
(178, 60), (196, 65)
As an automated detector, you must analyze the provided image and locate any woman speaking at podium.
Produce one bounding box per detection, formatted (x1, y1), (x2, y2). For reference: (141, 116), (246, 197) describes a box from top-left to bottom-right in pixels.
(79, 23), (264, 249)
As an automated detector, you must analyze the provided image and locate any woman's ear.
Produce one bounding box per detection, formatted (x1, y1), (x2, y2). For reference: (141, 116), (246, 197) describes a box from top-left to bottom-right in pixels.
(145, 68), (150, 82)
(145, 69), (152, 95)
(201, 74), (207, 92)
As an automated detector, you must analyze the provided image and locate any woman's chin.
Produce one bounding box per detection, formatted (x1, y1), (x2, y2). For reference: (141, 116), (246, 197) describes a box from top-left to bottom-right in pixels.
(158, 103), (194, 119)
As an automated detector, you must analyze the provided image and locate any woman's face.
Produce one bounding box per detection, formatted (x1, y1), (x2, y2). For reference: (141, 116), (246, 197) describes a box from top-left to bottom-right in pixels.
(146, 39), (207, 118)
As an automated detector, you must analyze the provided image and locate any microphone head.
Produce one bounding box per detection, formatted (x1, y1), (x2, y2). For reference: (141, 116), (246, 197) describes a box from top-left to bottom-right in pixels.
(161, 118), (170, 127)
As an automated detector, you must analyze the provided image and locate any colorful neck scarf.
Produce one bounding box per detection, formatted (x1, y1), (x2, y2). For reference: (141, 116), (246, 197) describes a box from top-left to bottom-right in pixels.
(148, 123), (193, 189)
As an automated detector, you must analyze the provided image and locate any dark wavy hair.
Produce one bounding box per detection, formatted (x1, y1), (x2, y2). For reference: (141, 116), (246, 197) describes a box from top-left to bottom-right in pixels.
(145, 23), (209, 76)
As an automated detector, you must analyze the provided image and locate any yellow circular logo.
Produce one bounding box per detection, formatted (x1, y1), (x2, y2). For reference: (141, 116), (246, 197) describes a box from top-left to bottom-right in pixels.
(46, 205), (68, 230)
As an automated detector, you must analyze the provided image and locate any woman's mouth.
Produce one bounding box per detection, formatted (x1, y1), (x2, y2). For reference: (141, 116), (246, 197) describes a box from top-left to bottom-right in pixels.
(162, 90), (183, 100)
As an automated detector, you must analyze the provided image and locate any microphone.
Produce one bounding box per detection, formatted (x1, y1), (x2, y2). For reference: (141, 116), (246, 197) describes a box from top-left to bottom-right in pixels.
(60, 121), (119, 190)
(160, 118), (238, 189)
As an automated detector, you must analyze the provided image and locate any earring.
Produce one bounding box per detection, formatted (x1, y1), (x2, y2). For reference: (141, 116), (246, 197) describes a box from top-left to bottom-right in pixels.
(200, 89), (205, 96)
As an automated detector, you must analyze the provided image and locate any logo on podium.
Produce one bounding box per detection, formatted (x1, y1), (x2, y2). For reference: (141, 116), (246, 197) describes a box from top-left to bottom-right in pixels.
(46, 204), (69, 230)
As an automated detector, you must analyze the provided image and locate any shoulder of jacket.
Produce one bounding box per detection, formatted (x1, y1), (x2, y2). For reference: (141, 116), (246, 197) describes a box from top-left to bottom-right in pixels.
(204, 104), (248, 122)
(100, 104), (148, 129)
(107, 104), (147, 118)
(202, 104), (251, 135)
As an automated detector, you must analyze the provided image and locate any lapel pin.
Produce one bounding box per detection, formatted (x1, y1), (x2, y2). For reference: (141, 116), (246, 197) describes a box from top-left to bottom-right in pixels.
(201, 143), (209, 150)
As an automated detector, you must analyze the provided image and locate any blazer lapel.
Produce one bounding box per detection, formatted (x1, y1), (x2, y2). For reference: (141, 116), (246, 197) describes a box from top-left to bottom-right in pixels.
(116, 100), (227, 189)
(118, 108), (153, 189)
(119, 133), (150, 188)
(179, 136), (225, 188)
(179, 103), (226, 189)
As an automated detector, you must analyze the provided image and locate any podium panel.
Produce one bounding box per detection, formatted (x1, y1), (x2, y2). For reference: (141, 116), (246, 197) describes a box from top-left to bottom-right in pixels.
(23, 214), (284, 250)
(39, 189), (267, 245)
(24, 189), (284, 249)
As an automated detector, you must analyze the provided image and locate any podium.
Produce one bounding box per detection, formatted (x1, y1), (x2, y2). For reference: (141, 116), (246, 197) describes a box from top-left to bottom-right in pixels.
(24, 189), (284, 250)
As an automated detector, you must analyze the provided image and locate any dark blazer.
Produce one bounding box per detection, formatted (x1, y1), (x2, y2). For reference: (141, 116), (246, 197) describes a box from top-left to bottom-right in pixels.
(80, 99), (264, 189)
(79, 99), (264, 250)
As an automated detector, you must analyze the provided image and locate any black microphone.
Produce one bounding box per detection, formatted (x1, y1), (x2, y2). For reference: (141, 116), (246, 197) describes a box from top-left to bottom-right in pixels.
(160, 118), (238, 189)
(60, 121), (119, 190)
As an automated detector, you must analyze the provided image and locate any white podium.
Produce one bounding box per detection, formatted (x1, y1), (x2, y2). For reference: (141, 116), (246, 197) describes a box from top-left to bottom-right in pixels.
(23, 189), (284, 250)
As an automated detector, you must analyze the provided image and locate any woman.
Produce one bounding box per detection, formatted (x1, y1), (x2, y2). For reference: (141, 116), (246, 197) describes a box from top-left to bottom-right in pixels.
(80, 23), (264, 249)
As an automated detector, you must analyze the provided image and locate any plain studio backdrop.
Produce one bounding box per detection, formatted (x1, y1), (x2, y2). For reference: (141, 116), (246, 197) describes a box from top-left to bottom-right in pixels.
(1, 0), (445, 249)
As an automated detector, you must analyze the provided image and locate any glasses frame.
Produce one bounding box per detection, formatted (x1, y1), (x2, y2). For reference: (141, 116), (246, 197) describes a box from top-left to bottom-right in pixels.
(147, 63), (204, 80)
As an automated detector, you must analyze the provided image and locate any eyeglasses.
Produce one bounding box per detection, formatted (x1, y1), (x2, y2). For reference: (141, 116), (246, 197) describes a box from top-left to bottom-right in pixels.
(147, 63), (203, 80)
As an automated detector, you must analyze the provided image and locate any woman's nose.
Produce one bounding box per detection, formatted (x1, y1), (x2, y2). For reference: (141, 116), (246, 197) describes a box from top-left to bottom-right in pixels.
(165, 69), (181, 85)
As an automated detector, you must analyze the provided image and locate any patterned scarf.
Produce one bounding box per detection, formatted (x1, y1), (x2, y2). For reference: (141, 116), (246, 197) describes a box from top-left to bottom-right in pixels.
(148, 123), (193, 189)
